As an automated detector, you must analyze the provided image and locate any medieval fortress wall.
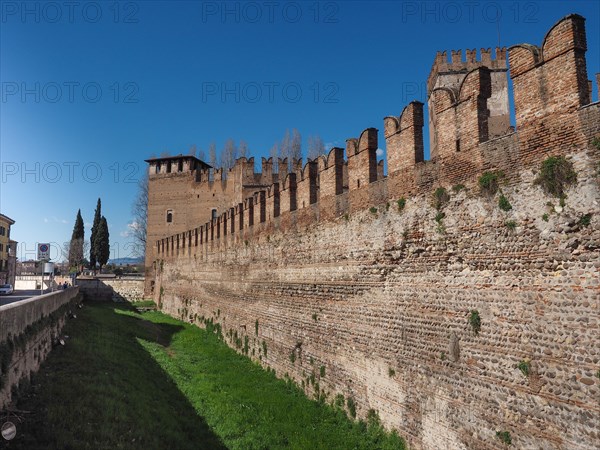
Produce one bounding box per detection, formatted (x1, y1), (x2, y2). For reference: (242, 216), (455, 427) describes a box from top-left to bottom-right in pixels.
(146, 15), (599, 450)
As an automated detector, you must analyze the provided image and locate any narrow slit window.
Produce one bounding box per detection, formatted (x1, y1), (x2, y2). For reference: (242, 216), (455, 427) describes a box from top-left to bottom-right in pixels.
(166, 210), (173, 223)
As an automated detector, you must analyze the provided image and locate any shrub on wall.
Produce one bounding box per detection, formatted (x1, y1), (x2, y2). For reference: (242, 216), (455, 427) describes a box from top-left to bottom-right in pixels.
(433, 187), (449, 210)
(397, 198), (406, 212)
(518, 360), (531, 377)
(578, 213), (592, 227)
(469, 310), (481, 335)
(496, 431), (512, 445)
(478, 171), (503, 196)
(498, 195), (512, 211)
(534, 156), (577, 198)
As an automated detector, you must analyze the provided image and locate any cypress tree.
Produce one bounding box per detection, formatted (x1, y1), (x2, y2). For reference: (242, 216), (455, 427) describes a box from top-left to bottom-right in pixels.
(94, 216), (110, 270)
(90, 198), (101, 268)
(68, 209), (85, 268)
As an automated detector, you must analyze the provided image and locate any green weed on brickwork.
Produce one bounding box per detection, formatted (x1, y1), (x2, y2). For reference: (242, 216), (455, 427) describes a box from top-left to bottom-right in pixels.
(433, 187), (449, 210)
(498, 195), (512, 211)
(534, 156), (577, 198)
(496, 431), (512, 445)
(518, 360), (531, 377)
(397, 197), (406, 212)
(478, 171), (503, 196)
(578, 213), (592, 227)
(469, 310), (481, 336)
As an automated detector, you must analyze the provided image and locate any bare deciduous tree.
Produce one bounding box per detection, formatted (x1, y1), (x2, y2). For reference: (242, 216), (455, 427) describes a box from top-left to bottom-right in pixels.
(239, 140), (248, 158)
(220, 138), (238, 178)
(307, 135), (326, 160)
(270, 142), (280, 172)
(280, 129), (291, 167)
(130, 173), (148, 258)
(208, 142), (217, 168)
(189, 144), (206, 161)
(291, 129), (302, 165)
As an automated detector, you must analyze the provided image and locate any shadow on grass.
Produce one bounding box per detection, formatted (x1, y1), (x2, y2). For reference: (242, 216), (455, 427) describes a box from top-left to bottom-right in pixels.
(7, 302), (227, 450)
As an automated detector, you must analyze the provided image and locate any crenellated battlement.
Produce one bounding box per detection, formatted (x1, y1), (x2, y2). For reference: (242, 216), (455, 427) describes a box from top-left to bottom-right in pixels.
(427, 45), (510, 159)
(427, 47), (507, 95)
(147, 14), (599, 278)
(145, 16), (600, 450)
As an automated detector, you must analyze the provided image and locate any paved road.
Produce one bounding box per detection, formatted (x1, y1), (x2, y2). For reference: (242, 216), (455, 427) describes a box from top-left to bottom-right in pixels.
(0, 289), (52, 307)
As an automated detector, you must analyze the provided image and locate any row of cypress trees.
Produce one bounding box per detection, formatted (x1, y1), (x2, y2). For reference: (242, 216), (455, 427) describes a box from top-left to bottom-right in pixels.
(68, 198), (110, 271)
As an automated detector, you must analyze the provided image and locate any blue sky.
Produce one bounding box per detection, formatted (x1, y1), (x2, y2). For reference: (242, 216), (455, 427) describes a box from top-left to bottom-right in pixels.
(1, 1), (599, 262)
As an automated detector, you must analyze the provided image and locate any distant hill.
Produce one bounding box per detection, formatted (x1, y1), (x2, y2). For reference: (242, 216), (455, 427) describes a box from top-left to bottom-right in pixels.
(108, 257), (143, 265)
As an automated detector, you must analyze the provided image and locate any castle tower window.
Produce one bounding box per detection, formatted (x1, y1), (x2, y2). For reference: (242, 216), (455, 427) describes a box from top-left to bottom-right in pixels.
(178, 160), (183, 172)
(211, 209), (217, 220)
(167, 161), (172, 173)
(155, 163), (161, 174)
(456, 139), (461, 152)
(166, 210), (173, 223)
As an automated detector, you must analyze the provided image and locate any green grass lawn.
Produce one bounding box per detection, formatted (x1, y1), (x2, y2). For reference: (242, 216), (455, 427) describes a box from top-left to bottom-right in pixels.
(8, 302), (406, 450)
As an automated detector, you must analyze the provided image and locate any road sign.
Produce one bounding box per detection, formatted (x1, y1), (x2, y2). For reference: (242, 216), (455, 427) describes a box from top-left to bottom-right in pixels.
(38, 243), (50, 260)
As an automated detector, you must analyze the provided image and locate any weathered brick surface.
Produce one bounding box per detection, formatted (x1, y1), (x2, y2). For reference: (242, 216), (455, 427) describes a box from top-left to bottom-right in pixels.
(385, 101), (425, 176)
(155, 156), (599, 449)
(509, 15), (591, 167)
(146, 15), (600, 449)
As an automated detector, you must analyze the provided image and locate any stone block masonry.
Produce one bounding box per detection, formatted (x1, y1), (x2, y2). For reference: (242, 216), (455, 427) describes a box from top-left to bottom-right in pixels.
(76, 277), (145, 302)
(149, 14), (600, 450)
